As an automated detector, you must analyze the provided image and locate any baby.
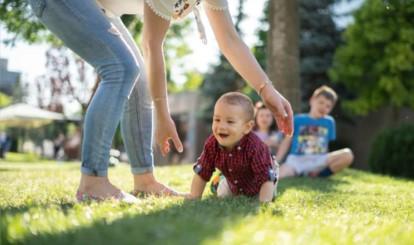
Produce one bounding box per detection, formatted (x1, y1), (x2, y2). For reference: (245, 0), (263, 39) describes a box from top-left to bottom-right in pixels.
(187, 92), (278, 202)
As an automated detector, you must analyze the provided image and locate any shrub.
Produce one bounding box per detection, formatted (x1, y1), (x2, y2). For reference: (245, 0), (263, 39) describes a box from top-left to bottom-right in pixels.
(369, 124), (414, 179)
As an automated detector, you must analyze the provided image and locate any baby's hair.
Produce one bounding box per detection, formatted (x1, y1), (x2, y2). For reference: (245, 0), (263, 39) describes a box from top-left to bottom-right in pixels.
(217, 92), (254, 120)
(313, 85), (338, 103)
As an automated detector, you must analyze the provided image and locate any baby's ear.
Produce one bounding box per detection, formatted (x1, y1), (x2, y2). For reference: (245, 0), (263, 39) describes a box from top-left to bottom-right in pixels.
(244, 120), (255, 134)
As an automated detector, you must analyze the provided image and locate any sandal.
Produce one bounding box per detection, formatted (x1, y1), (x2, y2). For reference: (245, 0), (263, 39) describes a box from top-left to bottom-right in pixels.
(76, 190), (139, 204)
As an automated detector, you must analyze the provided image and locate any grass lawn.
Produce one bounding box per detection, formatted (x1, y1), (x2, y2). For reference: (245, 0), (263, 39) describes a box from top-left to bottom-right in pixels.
(1, 160), (413, 245)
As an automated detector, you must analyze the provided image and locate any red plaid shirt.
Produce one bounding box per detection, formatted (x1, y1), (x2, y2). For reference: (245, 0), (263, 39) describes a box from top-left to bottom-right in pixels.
(193, 132), (275, 196)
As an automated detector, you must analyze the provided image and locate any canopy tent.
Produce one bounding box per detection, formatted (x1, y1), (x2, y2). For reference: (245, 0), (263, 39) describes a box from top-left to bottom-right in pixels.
(0, 103), (65, 128)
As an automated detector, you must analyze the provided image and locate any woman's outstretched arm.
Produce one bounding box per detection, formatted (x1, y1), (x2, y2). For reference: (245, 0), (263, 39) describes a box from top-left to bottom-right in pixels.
(205, 8), (294, 136)
(142, 3), (183, 156)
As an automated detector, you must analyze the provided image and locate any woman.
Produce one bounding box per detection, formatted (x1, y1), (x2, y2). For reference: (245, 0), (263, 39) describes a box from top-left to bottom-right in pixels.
(28, 0), (293, 202)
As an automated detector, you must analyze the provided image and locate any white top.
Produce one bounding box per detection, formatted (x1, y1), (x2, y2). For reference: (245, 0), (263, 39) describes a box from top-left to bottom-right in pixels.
(97, 0), (228, 20)
(97, 0), (228, 43)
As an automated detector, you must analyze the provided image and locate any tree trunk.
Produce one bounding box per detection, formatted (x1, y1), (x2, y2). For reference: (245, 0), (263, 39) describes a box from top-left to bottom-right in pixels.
(267, 0), (301, 112)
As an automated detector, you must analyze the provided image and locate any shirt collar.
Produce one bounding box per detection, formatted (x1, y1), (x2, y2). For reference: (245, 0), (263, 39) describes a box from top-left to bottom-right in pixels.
(216, 132), (252, 152)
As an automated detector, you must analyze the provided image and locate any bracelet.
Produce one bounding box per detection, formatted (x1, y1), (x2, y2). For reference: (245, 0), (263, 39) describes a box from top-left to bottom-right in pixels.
(257, 80), (271, 96)
(153, 96), (167, 102)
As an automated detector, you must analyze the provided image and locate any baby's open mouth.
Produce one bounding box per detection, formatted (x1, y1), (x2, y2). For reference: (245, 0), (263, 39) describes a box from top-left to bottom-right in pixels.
(218, 133), (229, 138)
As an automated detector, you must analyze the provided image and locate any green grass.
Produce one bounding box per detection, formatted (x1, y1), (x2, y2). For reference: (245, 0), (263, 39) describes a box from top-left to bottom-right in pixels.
(2, 153), (44, 163)
(0, 161), (413, 245)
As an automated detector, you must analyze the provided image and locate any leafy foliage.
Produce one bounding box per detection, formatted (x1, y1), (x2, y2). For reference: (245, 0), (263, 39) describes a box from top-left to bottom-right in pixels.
(0, 92), (12, 107)
(0, 0), (58, 44)
(330, 0), (414, 115)
(369, 124), (414, 179)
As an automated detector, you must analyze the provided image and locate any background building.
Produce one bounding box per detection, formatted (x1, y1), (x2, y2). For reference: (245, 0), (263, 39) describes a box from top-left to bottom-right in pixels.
(0, 58), (21, 96)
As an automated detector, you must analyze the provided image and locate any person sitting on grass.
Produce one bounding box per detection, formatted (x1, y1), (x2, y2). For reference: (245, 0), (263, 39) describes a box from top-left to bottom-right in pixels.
(253, 102), (283, 155)
(187, 92), (279, 203)
(276, 85), (354, 179)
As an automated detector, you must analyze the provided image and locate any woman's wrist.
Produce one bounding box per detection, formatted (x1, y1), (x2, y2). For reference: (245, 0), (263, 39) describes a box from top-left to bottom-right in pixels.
(256, 80), (274, 97)
(153, 98), (170, 117)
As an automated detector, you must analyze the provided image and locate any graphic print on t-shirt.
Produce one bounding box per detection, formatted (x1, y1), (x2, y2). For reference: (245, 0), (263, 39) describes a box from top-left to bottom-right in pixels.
(297, 125), (329, 155)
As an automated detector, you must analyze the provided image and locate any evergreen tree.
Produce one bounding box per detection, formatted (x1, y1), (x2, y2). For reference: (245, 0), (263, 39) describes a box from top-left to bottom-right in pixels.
(299, 0), (342, 108)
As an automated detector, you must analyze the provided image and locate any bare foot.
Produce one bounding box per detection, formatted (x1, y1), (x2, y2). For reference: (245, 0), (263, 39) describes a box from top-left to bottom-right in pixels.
(77, 174), (138, 203)
(133, 172), (181, 197)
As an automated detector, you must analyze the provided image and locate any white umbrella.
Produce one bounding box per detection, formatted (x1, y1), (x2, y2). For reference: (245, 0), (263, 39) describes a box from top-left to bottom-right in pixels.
(0, 103), (65, 128)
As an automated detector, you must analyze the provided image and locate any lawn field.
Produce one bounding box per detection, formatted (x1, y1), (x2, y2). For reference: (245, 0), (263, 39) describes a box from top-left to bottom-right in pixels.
(1, 161), (413, 245)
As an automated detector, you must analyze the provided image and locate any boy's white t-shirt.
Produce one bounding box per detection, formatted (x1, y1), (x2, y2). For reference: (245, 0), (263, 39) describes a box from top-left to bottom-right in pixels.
(96, 0), (228, 19)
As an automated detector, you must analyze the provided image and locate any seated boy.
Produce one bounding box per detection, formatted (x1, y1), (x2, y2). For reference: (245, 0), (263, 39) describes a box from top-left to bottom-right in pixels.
(187, 92), (278, 202)
(276, 85), (354, 178)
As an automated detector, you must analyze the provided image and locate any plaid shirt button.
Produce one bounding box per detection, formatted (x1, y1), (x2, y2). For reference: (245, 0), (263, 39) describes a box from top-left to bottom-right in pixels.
(234, 180), (238, 184)
(229, 153), (232, 157)
(229, 168), (232, 172)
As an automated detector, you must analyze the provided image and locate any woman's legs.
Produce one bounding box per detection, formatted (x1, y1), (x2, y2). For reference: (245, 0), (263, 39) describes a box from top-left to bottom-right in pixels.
(29, 0), (139, 198)
(109, 17), (178, 195)
(108, 17), (153, 174)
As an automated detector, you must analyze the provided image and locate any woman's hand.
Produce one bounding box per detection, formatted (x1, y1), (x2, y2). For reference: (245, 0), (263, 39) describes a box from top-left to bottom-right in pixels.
(204, 8), (294, 137)
(155, 113), (183, 157)
(261, 85), (294, 137)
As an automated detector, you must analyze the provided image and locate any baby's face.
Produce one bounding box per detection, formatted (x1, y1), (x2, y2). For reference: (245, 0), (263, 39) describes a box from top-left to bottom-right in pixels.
(212, 101), (254, 150)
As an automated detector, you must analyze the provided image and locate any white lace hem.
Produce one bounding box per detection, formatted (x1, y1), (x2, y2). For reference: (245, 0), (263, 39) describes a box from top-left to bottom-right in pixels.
(144, 0), (171, 21)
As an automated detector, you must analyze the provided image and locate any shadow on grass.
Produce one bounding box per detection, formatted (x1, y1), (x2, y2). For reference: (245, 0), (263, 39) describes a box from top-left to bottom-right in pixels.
(5, 196), (272, 245)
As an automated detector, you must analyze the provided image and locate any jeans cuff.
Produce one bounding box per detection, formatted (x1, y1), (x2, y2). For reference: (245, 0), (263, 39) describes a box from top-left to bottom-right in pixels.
(131, 166), (153, 175)
(81, 166), (108, 177)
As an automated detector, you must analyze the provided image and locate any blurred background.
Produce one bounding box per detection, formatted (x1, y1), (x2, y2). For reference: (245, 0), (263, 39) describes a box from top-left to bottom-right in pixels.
(0, 0), (413, 178)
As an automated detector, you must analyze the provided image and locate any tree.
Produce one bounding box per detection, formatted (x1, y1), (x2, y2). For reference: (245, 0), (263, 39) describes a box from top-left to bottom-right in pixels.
(299, 0), (342, 107)
(255, 0), (353, 114)
(267, 0), (301, 112)
(34, 47), (94, 113)
(0, 0), (57, 44)
(329, 0), (414, 115)
(0, 2), (198, 109)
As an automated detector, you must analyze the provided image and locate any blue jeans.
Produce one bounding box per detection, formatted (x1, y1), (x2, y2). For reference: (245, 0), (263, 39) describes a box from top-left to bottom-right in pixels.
(28, 0), (154, 176)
